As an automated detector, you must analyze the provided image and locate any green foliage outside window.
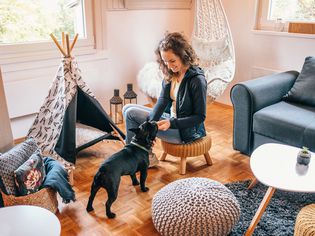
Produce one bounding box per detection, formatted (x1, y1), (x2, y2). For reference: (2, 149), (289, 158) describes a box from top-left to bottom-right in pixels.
(0, 0), (78, 44)
(269, 0), (315, 22)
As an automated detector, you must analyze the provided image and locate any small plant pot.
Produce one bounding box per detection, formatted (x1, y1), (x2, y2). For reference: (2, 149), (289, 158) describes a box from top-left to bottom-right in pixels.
(297, 148), (311, 165)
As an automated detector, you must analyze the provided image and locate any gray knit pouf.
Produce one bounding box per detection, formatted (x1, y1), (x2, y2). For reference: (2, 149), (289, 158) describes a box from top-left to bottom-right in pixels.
(152, 177), (240, 236)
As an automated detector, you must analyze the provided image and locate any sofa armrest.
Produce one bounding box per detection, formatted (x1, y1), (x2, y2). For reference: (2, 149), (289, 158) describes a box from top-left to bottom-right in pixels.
(230, 71), (299, 155)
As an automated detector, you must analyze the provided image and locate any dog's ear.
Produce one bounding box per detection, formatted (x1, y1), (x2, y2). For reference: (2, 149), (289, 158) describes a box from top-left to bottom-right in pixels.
(129, 127), (140, 134)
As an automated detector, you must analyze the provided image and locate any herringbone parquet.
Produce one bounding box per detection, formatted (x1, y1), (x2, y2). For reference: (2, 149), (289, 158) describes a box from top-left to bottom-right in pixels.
(57, 102), (253, 236)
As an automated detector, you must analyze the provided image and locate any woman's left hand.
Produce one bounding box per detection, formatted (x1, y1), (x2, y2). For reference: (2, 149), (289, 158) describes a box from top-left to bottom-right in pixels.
(157, 120), (171, 131)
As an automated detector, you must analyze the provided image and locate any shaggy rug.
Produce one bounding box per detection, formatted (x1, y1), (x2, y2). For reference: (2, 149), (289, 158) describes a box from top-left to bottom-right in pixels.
(226, 181), (315, 236)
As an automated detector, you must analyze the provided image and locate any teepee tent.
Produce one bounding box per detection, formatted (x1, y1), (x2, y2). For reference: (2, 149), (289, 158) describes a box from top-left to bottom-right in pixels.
(27, 33), (125, 164)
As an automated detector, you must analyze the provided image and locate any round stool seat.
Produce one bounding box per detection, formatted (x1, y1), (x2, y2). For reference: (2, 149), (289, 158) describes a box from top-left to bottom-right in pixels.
(161, 134), (211, 157)
(152, 178), (240, 236)
(160, 134), (212, 174)
(294, 204), (315, 236)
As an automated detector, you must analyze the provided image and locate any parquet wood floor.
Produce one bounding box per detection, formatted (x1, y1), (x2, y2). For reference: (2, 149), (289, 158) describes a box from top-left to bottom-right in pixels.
(57, 102), (254, 236)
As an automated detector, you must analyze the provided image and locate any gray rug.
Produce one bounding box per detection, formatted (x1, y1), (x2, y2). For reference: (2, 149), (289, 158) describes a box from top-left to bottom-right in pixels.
(226, 181), (315, 236)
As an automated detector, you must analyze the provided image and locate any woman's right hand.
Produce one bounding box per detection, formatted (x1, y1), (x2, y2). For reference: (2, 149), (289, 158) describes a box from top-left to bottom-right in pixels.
(157, 120), (171, 131)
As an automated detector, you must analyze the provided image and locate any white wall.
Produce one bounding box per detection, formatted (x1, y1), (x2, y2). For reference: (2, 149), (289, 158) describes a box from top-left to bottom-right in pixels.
(218, 0), (315, 105)
(2, 7), (193, 139)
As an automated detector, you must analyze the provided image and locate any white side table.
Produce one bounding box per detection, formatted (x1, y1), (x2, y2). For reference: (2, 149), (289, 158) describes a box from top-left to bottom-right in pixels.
(245, 143), (315, 236)
(0, 205), (61, 236)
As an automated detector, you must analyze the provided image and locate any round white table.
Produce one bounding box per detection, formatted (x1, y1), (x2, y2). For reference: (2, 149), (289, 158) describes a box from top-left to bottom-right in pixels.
(0, 205), (61, 236)
(245, 143), (315, 236)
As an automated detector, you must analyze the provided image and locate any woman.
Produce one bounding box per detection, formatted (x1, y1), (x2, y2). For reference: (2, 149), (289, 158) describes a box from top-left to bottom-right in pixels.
(123, 32), (207, 165)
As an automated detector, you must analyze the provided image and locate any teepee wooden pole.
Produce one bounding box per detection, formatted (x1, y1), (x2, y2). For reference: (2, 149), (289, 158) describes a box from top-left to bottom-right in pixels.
(66, 34), (71, 58)
(50, 33), (67, 57)
(62, 32), (66, 51)
(70, 33), (79, 52)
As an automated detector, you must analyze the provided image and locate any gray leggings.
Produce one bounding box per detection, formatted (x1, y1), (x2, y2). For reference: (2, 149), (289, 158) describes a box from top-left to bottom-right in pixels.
(122, 104), (183, 144)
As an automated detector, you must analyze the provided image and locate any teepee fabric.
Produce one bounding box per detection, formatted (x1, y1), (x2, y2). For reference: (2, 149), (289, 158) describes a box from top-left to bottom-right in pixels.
(192, 0), (235, 100)
(28, 58), (125, 164)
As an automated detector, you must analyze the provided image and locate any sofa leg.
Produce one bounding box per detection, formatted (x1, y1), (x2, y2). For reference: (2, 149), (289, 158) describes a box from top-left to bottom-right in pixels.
(204, 152), (213, 166)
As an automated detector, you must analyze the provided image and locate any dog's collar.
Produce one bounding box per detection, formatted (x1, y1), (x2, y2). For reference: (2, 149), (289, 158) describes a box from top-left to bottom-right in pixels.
(130, 141), (150, 153)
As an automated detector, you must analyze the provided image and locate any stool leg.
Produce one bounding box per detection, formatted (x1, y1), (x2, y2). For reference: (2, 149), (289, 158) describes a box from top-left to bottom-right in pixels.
(204, 152), (213, 166)
(180, 157), (187, 175)
(160, 152), (167, 161)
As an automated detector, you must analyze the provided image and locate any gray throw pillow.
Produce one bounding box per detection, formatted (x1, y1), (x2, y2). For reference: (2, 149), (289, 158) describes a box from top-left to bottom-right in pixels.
(283, 56), (315, 106)
(0, 138), (38, 195)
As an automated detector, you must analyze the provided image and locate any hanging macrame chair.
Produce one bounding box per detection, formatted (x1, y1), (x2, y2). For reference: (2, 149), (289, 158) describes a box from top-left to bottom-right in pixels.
(137, 0), (235, 102)
(192, 0), (235, 101)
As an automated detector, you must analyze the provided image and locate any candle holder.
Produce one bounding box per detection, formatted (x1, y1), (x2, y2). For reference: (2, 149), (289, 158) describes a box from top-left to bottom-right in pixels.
(110, 89), (123, 124)
(123, 83), (137, 105)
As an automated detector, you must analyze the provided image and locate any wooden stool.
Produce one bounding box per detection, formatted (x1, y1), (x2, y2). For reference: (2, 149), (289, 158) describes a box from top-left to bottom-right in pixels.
(160, 134), (212, 174)
(294, 204), (315, 236)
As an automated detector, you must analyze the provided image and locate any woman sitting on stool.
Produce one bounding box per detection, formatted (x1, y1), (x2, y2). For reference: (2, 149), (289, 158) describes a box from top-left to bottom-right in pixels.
(123, 32), (207, 167)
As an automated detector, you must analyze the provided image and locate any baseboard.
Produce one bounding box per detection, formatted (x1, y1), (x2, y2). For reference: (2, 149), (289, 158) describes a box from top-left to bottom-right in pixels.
(14, 137), (25, 144)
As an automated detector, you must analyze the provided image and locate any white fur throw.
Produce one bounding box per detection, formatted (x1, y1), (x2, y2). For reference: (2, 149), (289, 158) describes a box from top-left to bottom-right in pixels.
(137, 62), (163, 99)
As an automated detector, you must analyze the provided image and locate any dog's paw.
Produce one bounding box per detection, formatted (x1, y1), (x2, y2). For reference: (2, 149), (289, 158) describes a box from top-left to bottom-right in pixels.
(132, 180), (140, 186)
(141, 187), (149, 192)
(86, 206), (94, 212)
(107, 212), (116, 219)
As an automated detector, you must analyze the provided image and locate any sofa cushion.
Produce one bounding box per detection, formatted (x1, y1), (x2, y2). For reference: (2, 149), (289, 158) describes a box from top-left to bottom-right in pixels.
(283, 56), (315, 106)
(253, 101), (315, 150)
(14, 151), (46, 196)
(0, 138), (38, 195)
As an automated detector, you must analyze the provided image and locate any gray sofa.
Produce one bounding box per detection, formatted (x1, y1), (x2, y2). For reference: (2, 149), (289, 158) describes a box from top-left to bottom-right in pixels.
(230, 71), (315, 156)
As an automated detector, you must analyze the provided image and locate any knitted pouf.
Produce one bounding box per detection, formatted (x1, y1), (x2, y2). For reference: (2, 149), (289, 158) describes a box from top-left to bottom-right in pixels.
(152, 177), (240, 236)
(294, 204), (315, 236)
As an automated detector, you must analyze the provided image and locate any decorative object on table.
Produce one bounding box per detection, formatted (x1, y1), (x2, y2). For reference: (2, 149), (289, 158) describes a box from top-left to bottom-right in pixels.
(191, 0), (235, 101)
(226, 181), (315, 235)
(27, 32), (125, 165)
(110, 89), (123, 124)
(297, 146), (311, 165)
(123, 83), (137, 105)
(152, 177), (240, 236)
(294, 203), (315, 236)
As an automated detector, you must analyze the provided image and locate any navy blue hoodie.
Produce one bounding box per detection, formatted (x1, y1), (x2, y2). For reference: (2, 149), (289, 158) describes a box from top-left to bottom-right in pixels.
(150, 66), (207, 143)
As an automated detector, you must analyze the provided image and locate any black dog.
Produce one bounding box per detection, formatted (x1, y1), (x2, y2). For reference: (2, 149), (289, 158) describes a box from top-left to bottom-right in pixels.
(86, 120), (158, 218)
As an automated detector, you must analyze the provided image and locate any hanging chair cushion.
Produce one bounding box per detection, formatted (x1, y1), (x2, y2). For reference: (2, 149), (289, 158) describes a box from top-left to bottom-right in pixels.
(283, 56), (315, 106)
(0, 138), (38, 195)
(14, 151), (46, 196)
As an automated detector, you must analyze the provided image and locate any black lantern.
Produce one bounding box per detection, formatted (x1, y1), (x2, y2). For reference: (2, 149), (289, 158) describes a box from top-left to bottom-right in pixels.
(123, 83), (137, 105)
(110, 89), (123, 124)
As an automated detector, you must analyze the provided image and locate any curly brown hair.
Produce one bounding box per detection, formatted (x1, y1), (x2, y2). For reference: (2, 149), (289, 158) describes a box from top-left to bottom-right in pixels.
(155, 32), (199, 81)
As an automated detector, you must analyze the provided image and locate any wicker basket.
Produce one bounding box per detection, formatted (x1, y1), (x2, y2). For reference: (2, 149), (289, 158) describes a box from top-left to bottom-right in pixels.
(1, 187), (58, 213)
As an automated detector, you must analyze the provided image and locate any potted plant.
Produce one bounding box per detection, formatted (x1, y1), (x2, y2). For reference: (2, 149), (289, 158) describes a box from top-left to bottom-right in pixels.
(297, 146), (312, 165)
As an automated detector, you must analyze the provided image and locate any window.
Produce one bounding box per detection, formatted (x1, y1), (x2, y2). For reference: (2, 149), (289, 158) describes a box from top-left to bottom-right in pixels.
(0, 0), (85, 44)
(269, 0), (315, 22)
(0, 0), (95, 65)
(255, 0), (315, 32)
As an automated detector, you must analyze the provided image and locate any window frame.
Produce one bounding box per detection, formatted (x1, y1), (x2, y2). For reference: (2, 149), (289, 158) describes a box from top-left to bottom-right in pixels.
(255, 0), (315, 32)
(0, 0), (96, 65)
(107, 0), (192, 10)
